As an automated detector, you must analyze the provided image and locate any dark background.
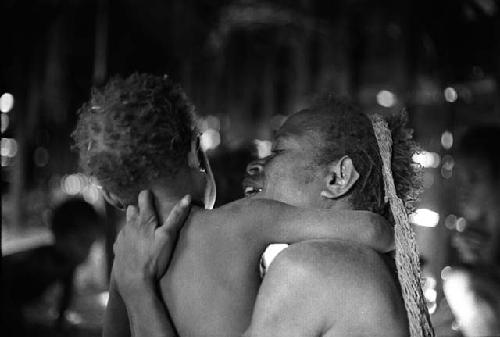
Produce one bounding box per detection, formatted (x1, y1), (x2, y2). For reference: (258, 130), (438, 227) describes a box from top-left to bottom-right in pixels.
(2, 0), (499, 335)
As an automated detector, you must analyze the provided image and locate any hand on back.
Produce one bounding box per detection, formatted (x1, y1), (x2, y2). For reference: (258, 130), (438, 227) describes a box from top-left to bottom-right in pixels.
(113, 190), (191, 298)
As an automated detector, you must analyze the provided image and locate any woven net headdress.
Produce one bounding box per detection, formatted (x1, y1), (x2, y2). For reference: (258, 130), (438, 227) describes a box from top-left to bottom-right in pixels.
(370, 114), (434, 337)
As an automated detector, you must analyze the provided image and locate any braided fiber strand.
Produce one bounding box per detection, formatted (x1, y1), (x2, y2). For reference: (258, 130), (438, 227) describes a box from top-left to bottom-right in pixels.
(371, 114), (434, 337)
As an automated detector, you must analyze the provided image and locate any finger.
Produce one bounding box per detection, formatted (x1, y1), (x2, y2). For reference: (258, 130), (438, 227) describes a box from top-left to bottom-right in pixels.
(153, 195), (191, 279)
(158, 195), (191, 237)
(113, 229), (124, 255)
(126, 205), (138, 223)
(138, 190), (158, 229)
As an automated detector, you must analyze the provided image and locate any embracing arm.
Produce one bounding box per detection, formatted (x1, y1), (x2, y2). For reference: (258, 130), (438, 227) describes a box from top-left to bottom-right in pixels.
(122, 281), (177, 337)
(238, 198), (394, 253)
(111, 191), (191, 337)
(103, 275), (131, 337)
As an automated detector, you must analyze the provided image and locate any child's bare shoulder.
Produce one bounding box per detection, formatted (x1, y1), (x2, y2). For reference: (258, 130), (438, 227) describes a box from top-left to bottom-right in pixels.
(197, 198), (290, 226)
(186, 198), (290, 242)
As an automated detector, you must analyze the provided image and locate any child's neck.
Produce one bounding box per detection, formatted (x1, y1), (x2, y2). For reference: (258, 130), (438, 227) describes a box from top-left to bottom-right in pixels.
(150, 186), (203, 226)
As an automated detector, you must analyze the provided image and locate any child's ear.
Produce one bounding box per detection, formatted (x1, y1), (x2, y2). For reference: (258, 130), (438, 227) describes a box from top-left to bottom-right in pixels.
(321, 156), (359, 199)
(101, 189), (126, 211)
(188, 135), (202, 170)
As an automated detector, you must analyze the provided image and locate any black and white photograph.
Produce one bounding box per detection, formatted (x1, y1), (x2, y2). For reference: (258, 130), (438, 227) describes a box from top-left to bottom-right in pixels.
(2, 1), (500, 336)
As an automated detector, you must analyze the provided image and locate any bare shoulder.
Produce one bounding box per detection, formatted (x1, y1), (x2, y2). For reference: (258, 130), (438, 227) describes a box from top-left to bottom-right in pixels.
(258, 240), (409, 337)
(276, 239), (392, 280)
(192, 198), (287, 234)
(182, 199), (275, 247)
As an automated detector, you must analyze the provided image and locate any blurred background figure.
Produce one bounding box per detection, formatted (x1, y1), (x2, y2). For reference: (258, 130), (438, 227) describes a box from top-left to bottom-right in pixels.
(2, 197), (101, 337)
(434, 125), (500, 336)
(453, 126), (500, 267)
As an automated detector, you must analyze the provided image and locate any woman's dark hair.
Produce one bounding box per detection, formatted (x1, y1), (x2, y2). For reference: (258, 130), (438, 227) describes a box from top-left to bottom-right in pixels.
(296, 94), (422, 216)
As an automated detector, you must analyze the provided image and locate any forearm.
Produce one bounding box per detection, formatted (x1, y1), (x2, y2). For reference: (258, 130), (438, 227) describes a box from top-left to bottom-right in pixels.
(103, 277), (131, 337)
(247, 199), (393, 252)
(124, 281), (177, 337)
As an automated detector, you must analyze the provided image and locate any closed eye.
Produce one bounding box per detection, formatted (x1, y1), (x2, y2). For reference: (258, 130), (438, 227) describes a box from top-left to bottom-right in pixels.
(262, 149), (284, 162)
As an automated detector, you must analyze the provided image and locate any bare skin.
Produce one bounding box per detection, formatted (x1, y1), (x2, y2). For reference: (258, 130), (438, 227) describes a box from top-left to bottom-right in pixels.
(110, 110), (409, 337)
(112, 194), (192, 337)
(240, 110), (409, 336)
(110, 190), (394, 337)
(244, 241), (408, 337)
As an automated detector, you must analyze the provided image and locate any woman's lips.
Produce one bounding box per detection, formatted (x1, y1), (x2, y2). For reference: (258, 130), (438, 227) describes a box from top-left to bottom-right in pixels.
(242, 177), (263, 197)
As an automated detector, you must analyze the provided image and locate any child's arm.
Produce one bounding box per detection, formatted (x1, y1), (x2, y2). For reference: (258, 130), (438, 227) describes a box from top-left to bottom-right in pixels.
(236, 198), (394, 252)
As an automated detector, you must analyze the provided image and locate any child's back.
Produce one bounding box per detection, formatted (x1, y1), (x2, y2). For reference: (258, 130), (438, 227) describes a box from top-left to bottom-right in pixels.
(161, 203), (264, 337)
(159, 198), (394, 337)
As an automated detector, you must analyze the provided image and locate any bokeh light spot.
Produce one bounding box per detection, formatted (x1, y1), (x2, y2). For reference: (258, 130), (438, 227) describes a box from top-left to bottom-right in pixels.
(441, 130), (453, 149)
(444, 87), (458, 102)
(0, 93), (14, 113)
(456, 217), (467, 232)
(412, 151), (440, 168)
(1, 138), (18, 157)
(62, 174), (84, 195)
(83, 184), (100, 204)
(410, 208), (440, 227)
(376, 90), (397, 108)
(200, 128), (221, 151)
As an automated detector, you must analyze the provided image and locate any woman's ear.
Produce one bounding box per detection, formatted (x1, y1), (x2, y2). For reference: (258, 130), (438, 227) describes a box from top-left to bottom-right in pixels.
(321, 156), (359, 199)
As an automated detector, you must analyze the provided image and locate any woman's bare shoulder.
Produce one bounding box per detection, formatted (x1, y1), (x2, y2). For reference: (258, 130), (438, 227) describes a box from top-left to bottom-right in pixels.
(271, 239), (391, 283)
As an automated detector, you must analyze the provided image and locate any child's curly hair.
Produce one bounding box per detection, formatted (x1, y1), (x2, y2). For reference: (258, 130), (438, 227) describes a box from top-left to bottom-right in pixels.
(72, 73), (197, 205)
(304, 94), (422, 217)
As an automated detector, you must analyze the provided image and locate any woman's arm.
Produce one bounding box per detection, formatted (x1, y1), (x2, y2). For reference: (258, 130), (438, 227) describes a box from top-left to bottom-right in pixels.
(103, 275), (131, 337)
(112, 191), (191, 337)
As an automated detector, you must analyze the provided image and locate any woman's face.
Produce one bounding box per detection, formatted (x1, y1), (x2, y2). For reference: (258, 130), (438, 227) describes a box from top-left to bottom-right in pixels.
(244, 112), (330, 209)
